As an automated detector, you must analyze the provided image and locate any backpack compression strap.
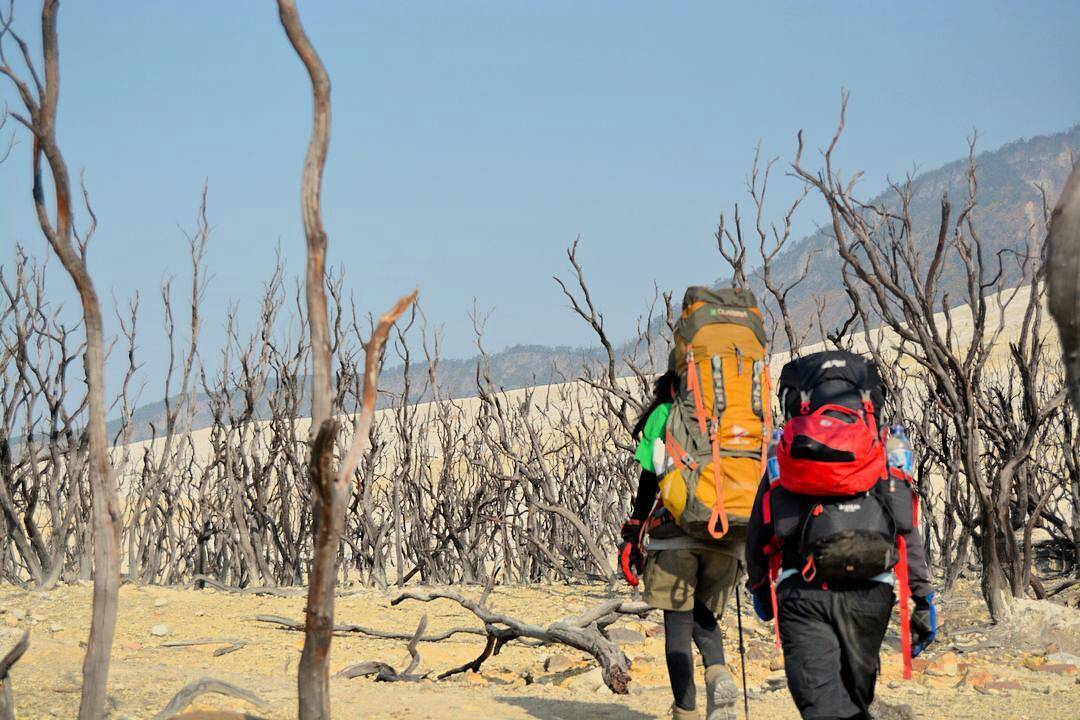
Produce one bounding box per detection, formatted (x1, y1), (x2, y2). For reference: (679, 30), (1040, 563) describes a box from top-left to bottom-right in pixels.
(686, 350), (729, 539)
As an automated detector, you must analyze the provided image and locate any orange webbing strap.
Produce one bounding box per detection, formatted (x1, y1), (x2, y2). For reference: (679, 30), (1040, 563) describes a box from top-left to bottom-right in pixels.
(666, 430), (695, 472)
(896, 534), (912, 680)
(760, 364), (772, 474)
(685, 351), (709, 436)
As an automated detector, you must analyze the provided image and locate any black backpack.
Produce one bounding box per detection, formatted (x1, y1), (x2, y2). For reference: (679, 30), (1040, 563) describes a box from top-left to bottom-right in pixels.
(769, 351), (908, 582)
(777, 350), (887, 427)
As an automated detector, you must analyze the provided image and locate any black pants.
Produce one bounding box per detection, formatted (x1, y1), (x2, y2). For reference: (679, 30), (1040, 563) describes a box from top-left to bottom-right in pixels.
(777, 579), (894, 720)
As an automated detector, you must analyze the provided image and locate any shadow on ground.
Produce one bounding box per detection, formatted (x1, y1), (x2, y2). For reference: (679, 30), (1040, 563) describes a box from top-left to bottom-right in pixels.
(496, 696), (655, 720)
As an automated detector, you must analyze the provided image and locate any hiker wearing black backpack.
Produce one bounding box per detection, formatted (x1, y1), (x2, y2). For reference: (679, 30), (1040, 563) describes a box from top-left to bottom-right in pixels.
(620, 287), (771, 720)
(744, 351), (937, 720)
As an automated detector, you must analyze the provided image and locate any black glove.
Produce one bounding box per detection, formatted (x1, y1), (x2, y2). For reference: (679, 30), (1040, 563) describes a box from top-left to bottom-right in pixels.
(750, 584), (774, 622)
(910, 592), (937, 657)
(619, 519), (644, 586)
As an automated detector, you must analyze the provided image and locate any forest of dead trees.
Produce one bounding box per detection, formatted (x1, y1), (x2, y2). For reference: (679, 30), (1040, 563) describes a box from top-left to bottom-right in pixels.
(3, 114), (1078, 610)
(2, 0), (1079, 717)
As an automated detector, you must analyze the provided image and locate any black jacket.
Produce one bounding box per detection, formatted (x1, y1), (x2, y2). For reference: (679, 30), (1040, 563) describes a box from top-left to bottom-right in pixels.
(744, 474), (933, 597)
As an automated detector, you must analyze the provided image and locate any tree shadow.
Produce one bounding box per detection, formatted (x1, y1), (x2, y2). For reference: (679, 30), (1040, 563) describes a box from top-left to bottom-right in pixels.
(496, 695), (655, 720)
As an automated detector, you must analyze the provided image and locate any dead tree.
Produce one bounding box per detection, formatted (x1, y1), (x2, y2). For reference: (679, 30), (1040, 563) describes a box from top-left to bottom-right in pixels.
(716, 142), (816, 353)
(277, 1), (416, 717)
(791, 92), (1064, 620)
(0, 2), (121, 716)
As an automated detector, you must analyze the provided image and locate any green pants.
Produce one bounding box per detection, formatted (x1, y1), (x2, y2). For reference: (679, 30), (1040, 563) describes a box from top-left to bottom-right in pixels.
(643, 547), (740, 615)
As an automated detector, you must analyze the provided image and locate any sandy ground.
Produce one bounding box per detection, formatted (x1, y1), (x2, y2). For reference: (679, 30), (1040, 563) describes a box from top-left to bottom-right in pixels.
(2, 579), (1077, 719)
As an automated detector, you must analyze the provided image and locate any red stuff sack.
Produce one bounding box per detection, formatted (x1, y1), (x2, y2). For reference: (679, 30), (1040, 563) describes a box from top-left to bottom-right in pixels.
(777, 403), (886, 496)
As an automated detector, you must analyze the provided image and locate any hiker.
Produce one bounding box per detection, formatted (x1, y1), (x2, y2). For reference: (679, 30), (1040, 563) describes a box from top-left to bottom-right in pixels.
(620, 287), (771, 720)
(745, 350), (938, 720)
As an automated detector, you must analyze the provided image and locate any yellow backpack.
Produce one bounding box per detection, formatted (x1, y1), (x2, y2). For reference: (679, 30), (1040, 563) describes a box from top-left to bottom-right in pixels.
(660, 287), (770, 539)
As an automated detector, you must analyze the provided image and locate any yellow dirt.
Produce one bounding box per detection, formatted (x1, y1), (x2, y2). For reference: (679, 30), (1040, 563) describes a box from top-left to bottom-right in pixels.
(2, 582), (1076, 719)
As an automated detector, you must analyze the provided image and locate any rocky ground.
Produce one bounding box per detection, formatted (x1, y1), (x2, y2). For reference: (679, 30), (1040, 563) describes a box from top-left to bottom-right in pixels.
(1, 578), (1077, 719)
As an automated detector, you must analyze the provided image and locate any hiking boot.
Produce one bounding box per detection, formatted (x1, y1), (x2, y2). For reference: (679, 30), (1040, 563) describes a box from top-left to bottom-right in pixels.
(670, 705), (700, 720)
(704, 664), (739, 720)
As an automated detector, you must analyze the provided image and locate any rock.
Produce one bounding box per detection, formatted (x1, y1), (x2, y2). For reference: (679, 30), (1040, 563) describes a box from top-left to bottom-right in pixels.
(153, 597), (168, 608)
(544, 655), (574, 673)
(605, 627), (645, 645)
(924, 651), (960, 676)
(958, 667), (995, 690)
(763, 670), (787, 692)
(462, 670), (487, 686)
(48, 623), (63, 633)
(561, 666), (605, 692)
(869, 699), (916, 720)
(149, 624), (169, 637)
(121, 641), (142, 651)
(770, 655), (785, 671)
(976, 679), (1023, 694)
(1038, 663), (1078, 676)
(1045, 651), (1080, 666)
(1022, 656), (1045, 671)
(1006, 600), (1080, 655)
(10, 609), (25, 621)
(194, 609), (206, 617)
(3, 617), (17, 628)
(482, 668), (523, 686)
(922, 674), (959, 690)
(644, 623), (664, 638)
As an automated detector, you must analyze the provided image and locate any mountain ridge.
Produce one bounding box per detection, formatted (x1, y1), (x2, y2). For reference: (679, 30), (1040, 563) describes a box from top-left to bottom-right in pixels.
(110, 124), (1080, 443)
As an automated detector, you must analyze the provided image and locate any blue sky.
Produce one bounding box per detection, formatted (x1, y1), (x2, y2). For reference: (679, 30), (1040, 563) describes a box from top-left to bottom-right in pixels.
(2, 1), (1078, 397)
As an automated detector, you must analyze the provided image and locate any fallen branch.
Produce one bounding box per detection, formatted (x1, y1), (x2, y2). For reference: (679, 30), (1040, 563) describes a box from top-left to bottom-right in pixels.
(161, 638), (249, 657)
(254, 614), (484, 641)
(391, 591), (651, 693)
(191, 576), (359, 598)
(335, 615), (428, 683)
(152, 677), (267, 720)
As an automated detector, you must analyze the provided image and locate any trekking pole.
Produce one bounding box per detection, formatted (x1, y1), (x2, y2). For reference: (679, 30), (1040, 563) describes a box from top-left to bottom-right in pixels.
(734, 564), (750, 719)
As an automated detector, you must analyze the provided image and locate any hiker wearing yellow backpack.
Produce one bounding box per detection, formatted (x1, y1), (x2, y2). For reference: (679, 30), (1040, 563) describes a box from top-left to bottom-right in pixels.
(619, 287), (769, 720)
(744, 351), (937, 720)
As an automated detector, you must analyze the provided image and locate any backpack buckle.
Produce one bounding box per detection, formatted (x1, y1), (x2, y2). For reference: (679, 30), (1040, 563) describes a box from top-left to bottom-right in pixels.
(859, 389), (875, 416)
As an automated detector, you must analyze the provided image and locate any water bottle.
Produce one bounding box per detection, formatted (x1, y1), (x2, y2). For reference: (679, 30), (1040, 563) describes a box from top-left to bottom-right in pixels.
(766, 428), (783, 484)
(886, 424), (914, 476)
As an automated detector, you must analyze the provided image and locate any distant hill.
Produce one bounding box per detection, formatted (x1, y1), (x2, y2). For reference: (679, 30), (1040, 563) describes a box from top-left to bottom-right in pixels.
(111, 125), (1079, 443)
(744, 125), (1080, 346)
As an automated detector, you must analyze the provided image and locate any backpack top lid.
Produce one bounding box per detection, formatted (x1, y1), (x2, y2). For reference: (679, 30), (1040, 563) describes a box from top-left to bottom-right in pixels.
(676, 286), (766, 347)
(777, 350), (887, 424)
